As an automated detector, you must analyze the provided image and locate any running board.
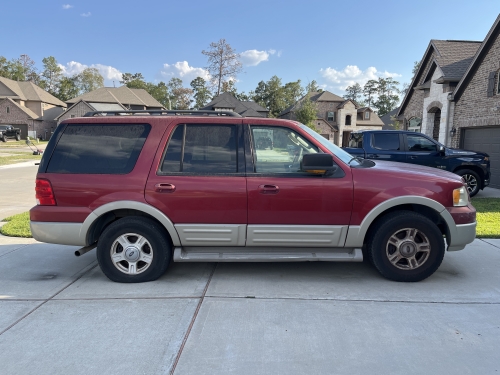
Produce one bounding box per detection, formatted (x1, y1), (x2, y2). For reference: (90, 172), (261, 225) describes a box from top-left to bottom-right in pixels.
(173, 247), (363, 262)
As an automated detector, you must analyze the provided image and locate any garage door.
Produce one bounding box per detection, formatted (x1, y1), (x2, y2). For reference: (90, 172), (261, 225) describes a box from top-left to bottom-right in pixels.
(16, 124), (28, 140)
(463, 127), (500, 189)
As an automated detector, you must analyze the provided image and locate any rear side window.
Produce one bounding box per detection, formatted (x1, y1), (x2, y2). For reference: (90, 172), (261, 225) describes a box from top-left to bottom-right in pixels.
(46, 124), (150, 174)
(372, 133), (400, 150)
(160, 124), (237, 174)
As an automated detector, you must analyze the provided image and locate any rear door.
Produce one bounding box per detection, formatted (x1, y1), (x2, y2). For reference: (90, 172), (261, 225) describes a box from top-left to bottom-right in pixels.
(366, 132), (406, 162)
(145, 119), (248, 247)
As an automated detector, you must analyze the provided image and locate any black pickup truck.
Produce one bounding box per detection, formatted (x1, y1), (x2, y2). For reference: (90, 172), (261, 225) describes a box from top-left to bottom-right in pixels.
(343, 130), (490, 197)
(0, 125), (21, 142)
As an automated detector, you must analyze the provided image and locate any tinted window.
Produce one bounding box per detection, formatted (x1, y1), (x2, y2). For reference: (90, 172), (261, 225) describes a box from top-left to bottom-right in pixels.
(160, 124), (237, 174)
(372, 133), (400, 150)
(46, 124), (150, 174)
(407, 134), (437, 152)
(251, 126), (318, 173)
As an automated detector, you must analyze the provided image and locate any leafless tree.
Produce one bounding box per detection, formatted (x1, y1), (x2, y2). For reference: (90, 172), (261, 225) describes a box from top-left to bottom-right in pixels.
(202, 39), (242, 96)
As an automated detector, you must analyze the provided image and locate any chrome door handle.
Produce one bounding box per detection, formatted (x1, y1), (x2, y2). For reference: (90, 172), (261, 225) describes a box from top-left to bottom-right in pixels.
(258, 184), (279, 194)
(155, 183), (176, 193)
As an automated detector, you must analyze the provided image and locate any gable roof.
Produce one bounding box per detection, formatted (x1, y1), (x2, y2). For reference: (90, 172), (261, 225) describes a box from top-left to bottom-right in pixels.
(451, 14), (500, 102)
(336, 99), (359, 109)
(1, 97), (40, 119)
(54, 100), (128, 120)
(397, 39), (481, 116)
(279, 90), (345, 116)
(0, 77), (66, 107)
(201, 92), (269, 117)
(66, 86), (164, 108)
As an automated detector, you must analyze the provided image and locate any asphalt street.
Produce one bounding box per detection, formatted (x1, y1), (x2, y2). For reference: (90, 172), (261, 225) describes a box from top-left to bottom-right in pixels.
(0, 162), (500, 374)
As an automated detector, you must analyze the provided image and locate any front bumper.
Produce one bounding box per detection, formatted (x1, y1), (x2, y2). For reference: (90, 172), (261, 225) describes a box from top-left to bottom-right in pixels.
(447, 221), (476, 251)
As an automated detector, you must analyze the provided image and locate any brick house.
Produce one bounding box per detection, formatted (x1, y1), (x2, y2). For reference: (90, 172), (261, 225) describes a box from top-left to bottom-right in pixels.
(279, 91), (383, 146)
(57, 86), (165, 124)
(200, 92), (269, 117)
(397, 14), (500, 188)
(0, 77), (67, 139)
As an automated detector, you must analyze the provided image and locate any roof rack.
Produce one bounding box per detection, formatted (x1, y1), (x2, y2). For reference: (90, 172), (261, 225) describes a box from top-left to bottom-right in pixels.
(83, 110), (242, 118)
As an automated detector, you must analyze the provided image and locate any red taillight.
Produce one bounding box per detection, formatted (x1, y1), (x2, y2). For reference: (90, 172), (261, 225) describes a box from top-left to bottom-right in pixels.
(35, 178), (56, 206)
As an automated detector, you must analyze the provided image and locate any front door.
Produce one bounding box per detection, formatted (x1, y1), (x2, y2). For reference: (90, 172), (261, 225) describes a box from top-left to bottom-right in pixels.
(245, 124), (353, 247)
(405, 133), (442, 169)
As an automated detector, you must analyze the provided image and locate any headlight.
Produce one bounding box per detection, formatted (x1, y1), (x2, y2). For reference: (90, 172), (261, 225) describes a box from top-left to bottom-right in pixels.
(453, 186), (468, 207)
(484, 157), (489, 161)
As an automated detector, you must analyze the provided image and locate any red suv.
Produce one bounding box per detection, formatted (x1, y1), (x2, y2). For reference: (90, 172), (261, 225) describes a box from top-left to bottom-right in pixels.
(30, 110), (476, 283)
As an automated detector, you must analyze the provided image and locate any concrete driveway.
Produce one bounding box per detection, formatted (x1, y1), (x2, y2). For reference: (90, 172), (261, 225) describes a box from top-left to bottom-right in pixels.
(1, 164), (500, 374)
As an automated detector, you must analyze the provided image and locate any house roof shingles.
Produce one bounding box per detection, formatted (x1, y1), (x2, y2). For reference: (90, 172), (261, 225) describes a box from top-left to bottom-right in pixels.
(66, 86), (164, 108)
(201, 92), (269, 117)
(430, 40), (482, 80)
(0, 77), (66, 107)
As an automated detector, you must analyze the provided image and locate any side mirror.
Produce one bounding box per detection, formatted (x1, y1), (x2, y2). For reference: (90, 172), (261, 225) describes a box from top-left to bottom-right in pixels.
(439, 145), (445, 154)
(300, 153), (338, 174)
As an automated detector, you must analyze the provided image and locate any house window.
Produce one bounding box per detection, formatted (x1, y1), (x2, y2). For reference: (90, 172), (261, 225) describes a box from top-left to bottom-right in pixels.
(327, 111), (335, 121)
(345, 115), (352, 125)
(364, 112), (370, 120)
(71, 115), (75, 118)
(497, 71), (500, 95)
(6, 107), (9, 114)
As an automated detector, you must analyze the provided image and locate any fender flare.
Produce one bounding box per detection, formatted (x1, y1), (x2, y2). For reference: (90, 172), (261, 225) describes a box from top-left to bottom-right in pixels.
(344, 196), (456, 247)
(80, 200), (181, 246)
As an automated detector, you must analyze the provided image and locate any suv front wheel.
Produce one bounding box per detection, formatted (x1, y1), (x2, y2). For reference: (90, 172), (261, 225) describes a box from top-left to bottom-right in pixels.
(97, 217), (171, 283)
(367, 211), (445, 282)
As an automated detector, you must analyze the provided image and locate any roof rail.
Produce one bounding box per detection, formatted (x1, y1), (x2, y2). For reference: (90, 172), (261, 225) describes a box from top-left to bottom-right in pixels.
(83, 110), (242, 118)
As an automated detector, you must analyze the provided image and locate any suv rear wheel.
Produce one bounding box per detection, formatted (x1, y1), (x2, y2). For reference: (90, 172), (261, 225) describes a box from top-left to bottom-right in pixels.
(367, 211), (445, 282)
(97, 217), (171, 283)
(456, 169), (480, 197)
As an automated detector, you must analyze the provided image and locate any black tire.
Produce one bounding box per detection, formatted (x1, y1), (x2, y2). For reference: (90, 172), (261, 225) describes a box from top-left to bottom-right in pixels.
(456, 169), (480, 197)
(97, 217), (171, 283)
(15, 134), (20, 141)
(1, 135), (6, 142)
(367, 211), (445, 282)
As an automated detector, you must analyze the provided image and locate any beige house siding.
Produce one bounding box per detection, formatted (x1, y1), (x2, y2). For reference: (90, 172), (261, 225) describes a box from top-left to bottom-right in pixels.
(452, 31), (500, 148)
(25, 101), (42, 117)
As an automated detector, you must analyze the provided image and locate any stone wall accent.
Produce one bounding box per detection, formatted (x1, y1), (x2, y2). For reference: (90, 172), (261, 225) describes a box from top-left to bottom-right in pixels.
(452, 31), (500, 148)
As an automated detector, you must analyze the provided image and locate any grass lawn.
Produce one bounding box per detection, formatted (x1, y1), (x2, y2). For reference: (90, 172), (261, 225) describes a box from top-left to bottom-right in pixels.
(1, 199), (498, 239)
(471, 198), (500, 238)
(0, 140), (48, 148)
(0, 152), (42, 166)
(0, 212), (31, 238)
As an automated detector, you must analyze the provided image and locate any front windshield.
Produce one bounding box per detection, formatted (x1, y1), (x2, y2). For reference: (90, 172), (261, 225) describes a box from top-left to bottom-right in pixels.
(299, 124), (360, 166)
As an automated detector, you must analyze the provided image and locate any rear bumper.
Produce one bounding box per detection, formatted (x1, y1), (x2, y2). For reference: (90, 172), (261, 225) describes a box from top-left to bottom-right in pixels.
(447, 222), (476, 251)
(30, 221), (86, 246)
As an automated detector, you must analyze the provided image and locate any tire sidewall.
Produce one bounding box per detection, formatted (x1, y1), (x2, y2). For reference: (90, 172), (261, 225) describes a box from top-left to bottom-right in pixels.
(97, 218), (171, 283)
(370, 213), (445, 282)
(457, 169), (480, 197)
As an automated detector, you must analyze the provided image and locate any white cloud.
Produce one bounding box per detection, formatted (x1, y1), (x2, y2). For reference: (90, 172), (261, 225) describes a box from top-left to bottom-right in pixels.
(81, 12), (91, 17)
(159, 61), (210, 84)
(59, 61), (123, 85)
(240, 49), (272, 66)
(62, 4), (73, 9)
(319, 65), (402, 91)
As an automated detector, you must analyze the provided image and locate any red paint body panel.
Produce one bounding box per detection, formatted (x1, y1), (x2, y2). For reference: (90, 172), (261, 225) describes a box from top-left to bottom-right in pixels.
(350, 161), (466, 225)
(247, 176), (353, 225)
(447, 204), (476, 224)
(30, 205), (91, 222)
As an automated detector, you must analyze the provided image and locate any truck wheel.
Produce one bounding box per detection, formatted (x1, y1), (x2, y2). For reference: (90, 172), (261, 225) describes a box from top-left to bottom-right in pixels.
(1, 135), (6, 142)
(456, 169), (480, 197)
(15, 134), (20, 141)
(367, 211), (445, 282)
(97, 217), (171, 283)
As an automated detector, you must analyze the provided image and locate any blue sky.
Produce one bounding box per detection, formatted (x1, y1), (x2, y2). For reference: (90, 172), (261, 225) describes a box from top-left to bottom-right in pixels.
(3, 0), (500, 96)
